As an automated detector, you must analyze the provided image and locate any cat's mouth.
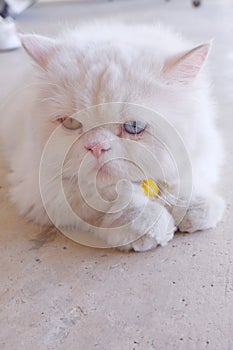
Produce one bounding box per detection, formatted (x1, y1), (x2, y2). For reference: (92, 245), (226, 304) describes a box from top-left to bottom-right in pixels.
(95, 161), (123, 178)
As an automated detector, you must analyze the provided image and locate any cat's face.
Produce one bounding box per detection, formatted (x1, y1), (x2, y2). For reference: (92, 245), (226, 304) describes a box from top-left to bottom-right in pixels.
(21, 30), (210, 189)
(38, 99), (163, 187)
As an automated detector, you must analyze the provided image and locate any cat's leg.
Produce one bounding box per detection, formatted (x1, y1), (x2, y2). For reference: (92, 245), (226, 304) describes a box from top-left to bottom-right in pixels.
(42, 180), (176, 252)
(119, 201), (176, 252)
(97, 186), (176, 252)
(177, 192), (225, 233)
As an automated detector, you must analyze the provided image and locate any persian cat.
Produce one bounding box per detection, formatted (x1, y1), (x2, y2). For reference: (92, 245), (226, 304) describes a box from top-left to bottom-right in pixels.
(1, 23), (225, 251)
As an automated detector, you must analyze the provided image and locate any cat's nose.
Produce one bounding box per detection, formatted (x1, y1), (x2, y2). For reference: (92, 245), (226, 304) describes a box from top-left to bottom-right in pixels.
(86, 143), (110, 158)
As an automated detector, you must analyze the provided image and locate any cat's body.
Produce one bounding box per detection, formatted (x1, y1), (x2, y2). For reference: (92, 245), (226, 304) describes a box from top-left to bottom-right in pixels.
(1, 23), (225, 251)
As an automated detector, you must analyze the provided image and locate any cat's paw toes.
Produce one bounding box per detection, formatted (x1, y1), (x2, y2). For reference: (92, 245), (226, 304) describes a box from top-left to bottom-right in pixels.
(178, 194), (225, 233)
(119, 234), (158, 252)
(119, 207), (176, 252)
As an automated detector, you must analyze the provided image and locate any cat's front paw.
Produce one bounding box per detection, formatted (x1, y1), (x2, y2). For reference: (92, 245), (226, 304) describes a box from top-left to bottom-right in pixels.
(119, 204), (176, 252)
(178, 193), (225, 233)
(119, 233), (158, 252)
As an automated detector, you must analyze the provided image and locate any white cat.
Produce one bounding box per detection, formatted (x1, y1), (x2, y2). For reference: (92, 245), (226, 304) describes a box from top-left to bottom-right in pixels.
(0, 23), (225, 251)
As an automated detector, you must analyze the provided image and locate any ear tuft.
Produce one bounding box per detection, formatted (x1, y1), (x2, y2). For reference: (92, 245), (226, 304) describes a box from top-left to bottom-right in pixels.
(20, 34), (58, 69)
(161, 42), (211, 85)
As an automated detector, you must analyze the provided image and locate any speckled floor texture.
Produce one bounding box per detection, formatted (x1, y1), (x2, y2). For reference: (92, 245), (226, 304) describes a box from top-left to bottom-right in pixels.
(0, 0), (233, 349)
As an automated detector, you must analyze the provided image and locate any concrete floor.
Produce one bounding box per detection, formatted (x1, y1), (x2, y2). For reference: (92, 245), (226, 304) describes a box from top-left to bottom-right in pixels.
(0, 0), (233, 349)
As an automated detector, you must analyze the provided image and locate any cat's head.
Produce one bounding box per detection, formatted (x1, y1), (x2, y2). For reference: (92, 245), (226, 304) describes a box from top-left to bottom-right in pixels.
(20, 25), (210, 188)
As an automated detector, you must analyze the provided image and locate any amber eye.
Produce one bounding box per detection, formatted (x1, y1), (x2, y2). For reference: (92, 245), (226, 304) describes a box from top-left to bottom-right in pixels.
(58, 117), (82, 130)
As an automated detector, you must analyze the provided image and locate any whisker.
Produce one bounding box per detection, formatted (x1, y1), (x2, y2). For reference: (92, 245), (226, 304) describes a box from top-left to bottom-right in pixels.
(157, 181), (190, 207)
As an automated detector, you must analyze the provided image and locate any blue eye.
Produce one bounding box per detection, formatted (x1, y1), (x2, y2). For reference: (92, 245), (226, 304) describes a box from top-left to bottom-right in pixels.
(123, 120), (146, 135)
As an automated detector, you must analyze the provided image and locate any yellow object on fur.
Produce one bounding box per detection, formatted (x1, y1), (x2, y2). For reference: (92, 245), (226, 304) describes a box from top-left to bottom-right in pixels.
(141, 178), (159, 198)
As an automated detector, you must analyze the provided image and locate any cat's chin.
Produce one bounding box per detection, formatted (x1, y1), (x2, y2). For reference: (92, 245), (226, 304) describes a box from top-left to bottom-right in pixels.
(89, 159), (124, 178)
(96, 165), (120, 182)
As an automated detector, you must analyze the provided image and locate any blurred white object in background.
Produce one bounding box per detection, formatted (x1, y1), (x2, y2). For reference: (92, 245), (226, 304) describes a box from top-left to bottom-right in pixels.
(0, 15), (20, 50)
(0, 0), (36, 51)
(5, 0), (35, 14)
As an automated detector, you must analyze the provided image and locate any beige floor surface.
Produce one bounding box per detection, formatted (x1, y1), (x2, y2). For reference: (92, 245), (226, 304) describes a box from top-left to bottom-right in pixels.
(0, 1), (233, 349)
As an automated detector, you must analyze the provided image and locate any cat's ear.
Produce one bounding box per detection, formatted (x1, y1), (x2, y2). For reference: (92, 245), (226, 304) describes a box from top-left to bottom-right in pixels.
(161, 42), (211, 85)
(20, 34), (58, 70)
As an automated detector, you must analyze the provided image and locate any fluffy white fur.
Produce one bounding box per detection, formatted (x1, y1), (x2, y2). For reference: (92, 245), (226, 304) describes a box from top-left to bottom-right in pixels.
(0, 23), (225, 251)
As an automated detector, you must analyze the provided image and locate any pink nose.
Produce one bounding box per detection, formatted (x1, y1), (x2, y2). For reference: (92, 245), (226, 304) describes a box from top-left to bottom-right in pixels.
(86, 143), (109, 158)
